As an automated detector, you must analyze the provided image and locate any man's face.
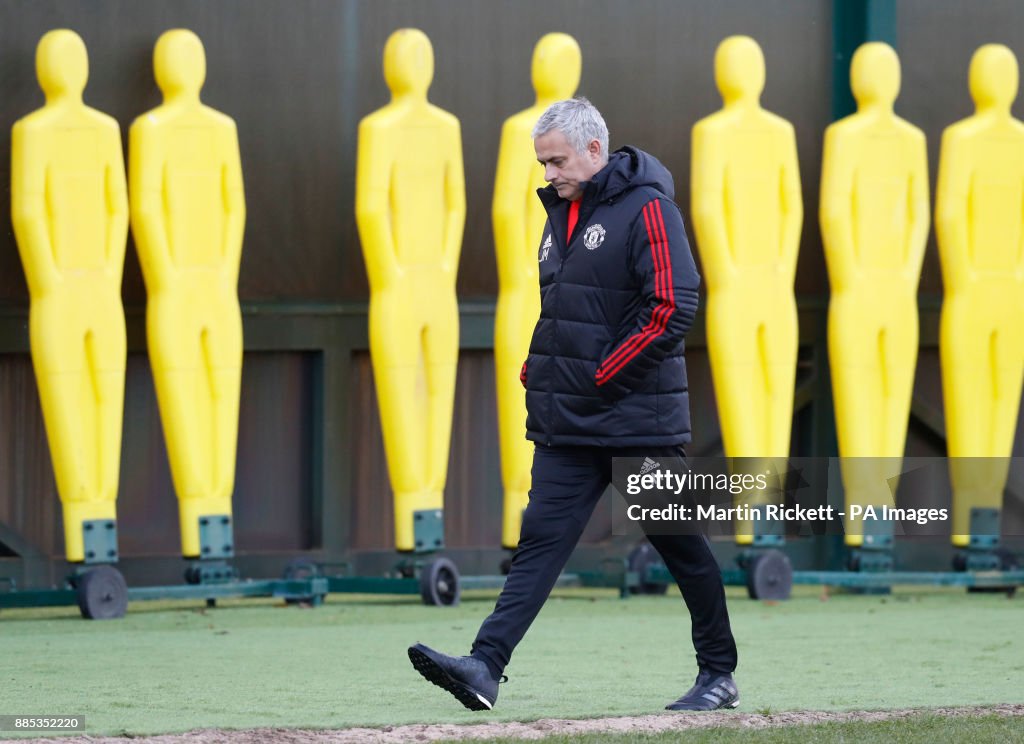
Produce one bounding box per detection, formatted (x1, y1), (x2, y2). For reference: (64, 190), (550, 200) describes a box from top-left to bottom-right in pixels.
(534, 129), (604, 202)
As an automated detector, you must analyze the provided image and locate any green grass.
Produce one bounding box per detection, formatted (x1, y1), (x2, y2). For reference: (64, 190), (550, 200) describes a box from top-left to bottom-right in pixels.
(1, 585), (1022, 737)
(461, 713), (1024, 744)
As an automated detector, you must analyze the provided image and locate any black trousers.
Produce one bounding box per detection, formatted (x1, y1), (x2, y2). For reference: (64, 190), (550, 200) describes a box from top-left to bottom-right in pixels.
(471, 444), (738, 677)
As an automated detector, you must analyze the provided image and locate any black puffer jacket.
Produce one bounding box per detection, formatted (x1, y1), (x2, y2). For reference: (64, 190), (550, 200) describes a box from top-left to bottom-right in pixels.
(520, 146), (700, 446)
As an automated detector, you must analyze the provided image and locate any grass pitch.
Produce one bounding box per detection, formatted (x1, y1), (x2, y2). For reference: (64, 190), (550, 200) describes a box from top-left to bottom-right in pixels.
(467, 713), (1024, 743)
(1, 585), (1021, 737)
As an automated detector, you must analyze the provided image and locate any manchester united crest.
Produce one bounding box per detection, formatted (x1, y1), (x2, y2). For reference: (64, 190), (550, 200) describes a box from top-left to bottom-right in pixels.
(584, 223), (606, 250)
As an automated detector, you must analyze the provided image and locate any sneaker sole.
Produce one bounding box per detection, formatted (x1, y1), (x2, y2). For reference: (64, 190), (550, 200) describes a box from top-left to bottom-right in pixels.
(666, 697), (740, 712)
(408, 645), (493, 711)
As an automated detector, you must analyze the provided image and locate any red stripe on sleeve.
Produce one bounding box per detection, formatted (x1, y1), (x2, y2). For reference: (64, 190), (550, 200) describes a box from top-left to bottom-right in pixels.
(654, 199), (674, 306)
(595, 203), (667, 381)
(595, 200), (676, 385)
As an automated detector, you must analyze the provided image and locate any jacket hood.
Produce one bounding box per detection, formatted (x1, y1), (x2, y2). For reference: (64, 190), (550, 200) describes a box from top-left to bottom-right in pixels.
(537, 146), (676, 207)
(594, 146), (675, 201)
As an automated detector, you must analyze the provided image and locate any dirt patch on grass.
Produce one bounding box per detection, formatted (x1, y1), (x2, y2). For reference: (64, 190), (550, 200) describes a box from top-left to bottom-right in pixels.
(6, 704), (1024, 743)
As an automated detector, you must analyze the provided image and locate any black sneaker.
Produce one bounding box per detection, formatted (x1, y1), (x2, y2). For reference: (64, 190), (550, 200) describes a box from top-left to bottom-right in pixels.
(408, 643), (503, 711)
(665, 670), (739, 711)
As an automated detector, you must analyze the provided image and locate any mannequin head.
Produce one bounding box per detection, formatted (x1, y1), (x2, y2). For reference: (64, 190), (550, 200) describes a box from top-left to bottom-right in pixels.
(969, 44), (1018, 113)
(384, 28), (433, 99)
(532, 33), (581, 103)
(851, 42), (900, 110)
(37, 29), (88, 102)
(715, 35), (765, 106)
(154, 29), (206, 100)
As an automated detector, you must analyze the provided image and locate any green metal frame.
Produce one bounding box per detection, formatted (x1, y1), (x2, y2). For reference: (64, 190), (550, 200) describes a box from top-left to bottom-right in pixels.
(0, 577), (331, 611)
(4, 296), (1019, 586)
(639, 561), (1024, 595)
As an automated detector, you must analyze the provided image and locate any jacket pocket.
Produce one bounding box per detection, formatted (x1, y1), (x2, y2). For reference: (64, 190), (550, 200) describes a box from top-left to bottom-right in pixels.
(594, 341), (632, 401)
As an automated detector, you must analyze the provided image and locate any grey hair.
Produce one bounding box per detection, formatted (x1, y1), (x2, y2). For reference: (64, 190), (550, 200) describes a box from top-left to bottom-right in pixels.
(532, 96), (609, 164)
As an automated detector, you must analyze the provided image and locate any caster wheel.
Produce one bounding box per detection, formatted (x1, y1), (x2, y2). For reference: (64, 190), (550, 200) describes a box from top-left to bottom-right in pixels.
(968, 548), (1019, 596)
(746, 549), (793, 600)
(997, 547), (1020, 570)
(76, 566), (128, 620)
(847, 550), (862, 572)
(627, 541), (669, 595)
(952, 552), (968, 572)
(282, 557), (324, 605)
(282, 557), (321, 581)
(420, 557), (461, 607)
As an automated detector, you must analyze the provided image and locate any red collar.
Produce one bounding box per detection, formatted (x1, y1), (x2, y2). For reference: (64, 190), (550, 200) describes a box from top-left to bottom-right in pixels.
(567, 199), (581, 241)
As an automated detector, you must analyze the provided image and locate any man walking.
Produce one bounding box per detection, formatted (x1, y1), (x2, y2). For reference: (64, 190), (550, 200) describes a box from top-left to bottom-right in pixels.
(409, 97), (739, 712)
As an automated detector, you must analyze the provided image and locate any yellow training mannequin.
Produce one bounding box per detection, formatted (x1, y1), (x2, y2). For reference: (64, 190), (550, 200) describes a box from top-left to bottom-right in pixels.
(820, 43), (929, 546)
(356, 29), (466, 552)
(129, 30), (246, 559)
(691, 36), (802, 544)
(936, 45), (1024, 547)
(493, 33), (580, 549)
(11, 30), (129, 563)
